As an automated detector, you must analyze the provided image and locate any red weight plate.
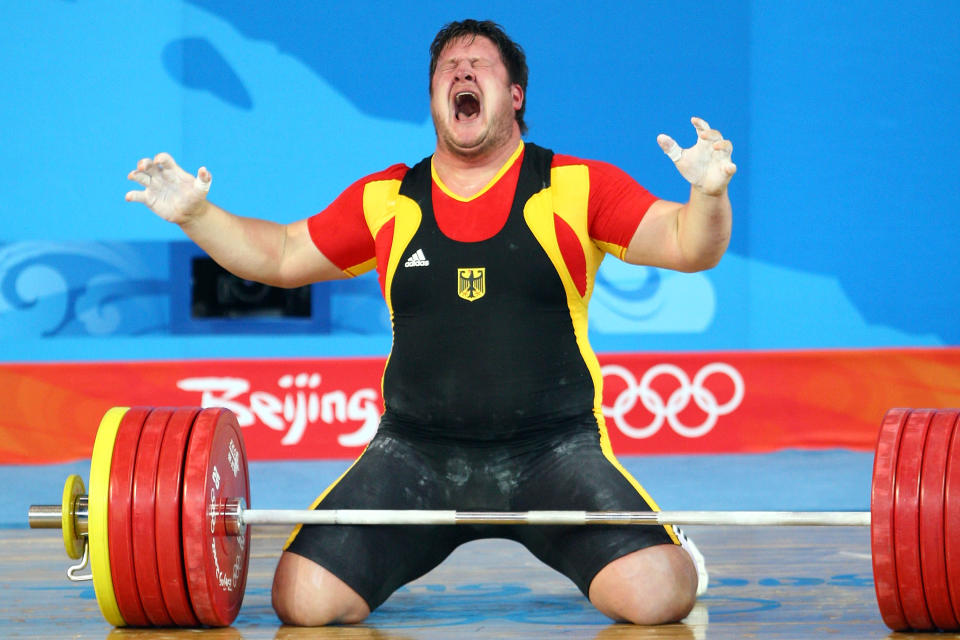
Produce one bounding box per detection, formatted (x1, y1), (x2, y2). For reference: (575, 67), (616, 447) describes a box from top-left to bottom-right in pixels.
(872, 407), (911, 631)
(945, 409), (960, 626)
(131, 407), (174, 627)
(155, 407), (201, 627)
(919, 410), (960, 630)
(182, 408), (251, 627)
(894, 409), (934, 630)
(108, 406), (151, 627)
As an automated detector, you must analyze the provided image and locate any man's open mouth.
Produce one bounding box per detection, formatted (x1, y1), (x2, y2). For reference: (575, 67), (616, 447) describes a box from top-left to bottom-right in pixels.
(454, 91), (481, 121)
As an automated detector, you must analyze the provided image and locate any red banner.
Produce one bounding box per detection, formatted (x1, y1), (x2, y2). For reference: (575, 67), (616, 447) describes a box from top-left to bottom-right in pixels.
(1, 347), (959, 463)
(600, 347), (960, 454)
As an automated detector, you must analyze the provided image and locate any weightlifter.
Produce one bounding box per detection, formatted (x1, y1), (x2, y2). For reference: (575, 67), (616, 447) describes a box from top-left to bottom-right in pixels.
(126, 19), (735, 626)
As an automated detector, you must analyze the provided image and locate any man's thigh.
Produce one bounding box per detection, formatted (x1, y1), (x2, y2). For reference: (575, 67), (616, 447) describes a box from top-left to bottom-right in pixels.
(511, 429), (678, 595)
(283, 431), (465, 610)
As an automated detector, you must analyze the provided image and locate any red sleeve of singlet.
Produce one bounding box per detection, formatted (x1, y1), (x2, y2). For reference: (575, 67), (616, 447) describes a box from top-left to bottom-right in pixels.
(306, 164), (408, 275)
(553, 154), (659, 257)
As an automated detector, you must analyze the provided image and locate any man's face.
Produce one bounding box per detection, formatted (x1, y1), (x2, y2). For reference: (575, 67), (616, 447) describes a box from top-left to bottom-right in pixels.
(430, 35), (523, 157)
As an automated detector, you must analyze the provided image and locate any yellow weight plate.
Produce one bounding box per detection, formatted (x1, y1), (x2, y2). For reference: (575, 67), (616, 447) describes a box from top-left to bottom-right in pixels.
(61, 474), (85, 560)
(88, 407), (128, 627)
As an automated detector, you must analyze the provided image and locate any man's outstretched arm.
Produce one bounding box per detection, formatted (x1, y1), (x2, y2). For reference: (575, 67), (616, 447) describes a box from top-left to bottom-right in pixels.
(624, 117), (736, 273)
(125, 153), (346, 287)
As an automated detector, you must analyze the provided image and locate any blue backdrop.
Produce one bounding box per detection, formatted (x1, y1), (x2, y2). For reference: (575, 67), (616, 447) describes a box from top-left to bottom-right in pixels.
(1, 1), (956, 362)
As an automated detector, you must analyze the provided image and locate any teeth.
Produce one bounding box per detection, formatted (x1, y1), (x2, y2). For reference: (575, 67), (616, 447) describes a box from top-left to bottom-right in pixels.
(453, 91), (480, 121)
(455, 91), (477, 105)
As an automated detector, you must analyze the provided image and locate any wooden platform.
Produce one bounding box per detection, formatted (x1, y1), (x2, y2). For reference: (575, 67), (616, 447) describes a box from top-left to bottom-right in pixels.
(2, 525), (916, 638)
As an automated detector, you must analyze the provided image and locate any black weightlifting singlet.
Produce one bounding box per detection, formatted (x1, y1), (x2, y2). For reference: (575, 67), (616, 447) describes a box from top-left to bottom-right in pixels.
(285, 144), (678, 610)
(383, 143), (594, 438)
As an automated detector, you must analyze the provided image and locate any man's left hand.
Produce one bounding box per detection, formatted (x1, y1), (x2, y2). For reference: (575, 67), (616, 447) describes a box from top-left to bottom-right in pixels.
(657, 117), (736, 196)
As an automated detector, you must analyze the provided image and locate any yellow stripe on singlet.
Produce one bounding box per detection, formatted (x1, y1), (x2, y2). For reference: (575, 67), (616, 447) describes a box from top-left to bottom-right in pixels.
(595, 412), (680, 544)
(376, 193), (423, 401)
(522, 164), (679, 545)
(343, 257), (377, 277)
(283, 187), (429, 551)
(382, 195), (422, 314)
(282, 450), (371, 551)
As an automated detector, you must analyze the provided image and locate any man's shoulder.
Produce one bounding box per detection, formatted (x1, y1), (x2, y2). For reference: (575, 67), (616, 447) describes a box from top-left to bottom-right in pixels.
(361, 163), (410, 184)
(549, 152), (616, 172)
(329, 163), (410, 208)
(338, 163), (411, 200)
(542, 148), (647, 202)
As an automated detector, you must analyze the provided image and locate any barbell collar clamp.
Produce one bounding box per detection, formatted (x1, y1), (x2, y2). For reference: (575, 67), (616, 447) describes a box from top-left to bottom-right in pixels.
(28, 496), (89, 535)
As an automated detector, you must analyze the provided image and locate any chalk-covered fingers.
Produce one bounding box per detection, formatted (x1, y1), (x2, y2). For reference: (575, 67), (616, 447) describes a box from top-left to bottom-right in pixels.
(195, 166), (212, 193)
(694, 118), (733, 162)
(691, 117), (721, 141)
(125, 153), (212, 224)
(657, 133), (683, 162)
(659, 117), (736, 196)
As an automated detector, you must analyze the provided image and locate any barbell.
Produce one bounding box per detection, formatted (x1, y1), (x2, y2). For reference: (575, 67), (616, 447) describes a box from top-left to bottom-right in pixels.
(26, 405), (960, 632)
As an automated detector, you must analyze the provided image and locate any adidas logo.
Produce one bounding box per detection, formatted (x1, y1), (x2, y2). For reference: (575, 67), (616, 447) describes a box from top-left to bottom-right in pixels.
(404, 249), (430, 267)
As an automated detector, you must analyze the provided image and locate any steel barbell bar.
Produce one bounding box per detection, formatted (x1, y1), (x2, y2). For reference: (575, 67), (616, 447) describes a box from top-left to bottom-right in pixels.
(30, 498), (872, 533)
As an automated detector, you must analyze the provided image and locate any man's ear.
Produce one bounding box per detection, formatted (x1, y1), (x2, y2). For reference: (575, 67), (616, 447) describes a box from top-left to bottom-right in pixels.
(512, 84), (524, 111)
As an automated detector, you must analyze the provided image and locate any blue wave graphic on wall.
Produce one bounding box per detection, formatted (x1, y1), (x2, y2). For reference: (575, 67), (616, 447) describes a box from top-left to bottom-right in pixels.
(0, 244), (169, 337)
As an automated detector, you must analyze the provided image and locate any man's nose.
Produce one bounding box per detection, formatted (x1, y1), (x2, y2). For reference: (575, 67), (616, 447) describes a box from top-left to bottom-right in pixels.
(454, 63), (474, 82)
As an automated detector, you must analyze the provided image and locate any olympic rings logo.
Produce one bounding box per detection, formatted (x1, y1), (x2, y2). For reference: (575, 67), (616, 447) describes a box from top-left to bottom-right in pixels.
(601, 362), (745, 438)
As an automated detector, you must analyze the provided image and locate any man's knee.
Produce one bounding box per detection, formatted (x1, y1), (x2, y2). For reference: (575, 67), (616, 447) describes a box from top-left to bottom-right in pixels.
(271, 551), (371, 626)
(588, 544), (698, 625)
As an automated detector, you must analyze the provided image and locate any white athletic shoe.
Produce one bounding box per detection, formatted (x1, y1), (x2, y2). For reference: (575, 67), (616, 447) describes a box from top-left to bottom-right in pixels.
(674, 526), (709, 597)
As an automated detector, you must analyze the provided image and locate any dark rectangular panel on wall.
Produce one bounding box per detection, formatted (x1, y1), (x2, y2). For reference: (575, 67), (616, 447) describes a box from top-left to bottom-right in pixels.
(169, 242), (330, 334)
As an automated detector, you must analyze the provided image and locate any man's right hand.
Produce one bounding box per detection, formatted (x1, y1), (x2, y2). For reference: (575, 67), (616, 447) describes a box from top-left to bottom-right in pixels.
(125, 152), (212, 225)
